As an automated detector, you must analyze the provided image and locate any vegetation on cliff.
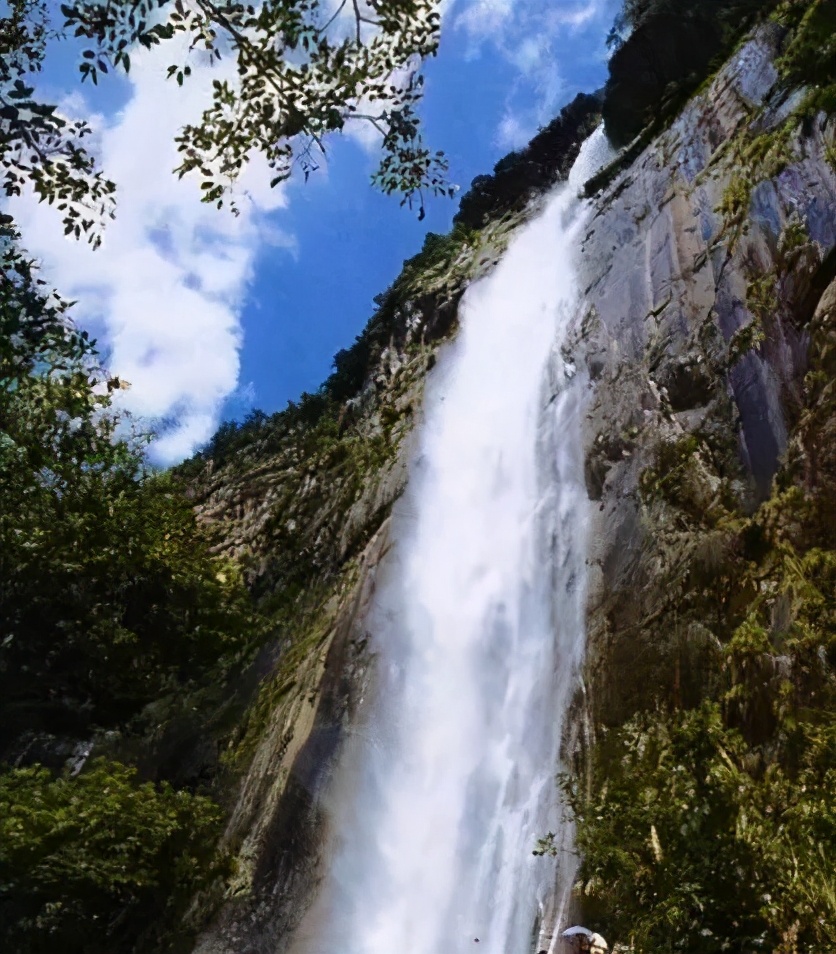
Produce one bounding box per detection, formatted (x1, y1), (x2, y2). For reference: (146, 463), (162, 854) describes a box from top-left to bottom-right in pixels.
(718, 0), (836, 247)
(569, 431), (836, 950)
(568, 698), (836, 952)
(453, 92), (604, 229)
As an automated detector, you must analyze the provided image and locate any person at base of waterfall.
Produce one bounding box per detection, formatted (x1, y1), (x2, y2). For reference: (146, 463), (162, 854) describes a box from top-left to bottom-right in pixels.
(567, 934), (591, 954)
(564, 931), (609, 954)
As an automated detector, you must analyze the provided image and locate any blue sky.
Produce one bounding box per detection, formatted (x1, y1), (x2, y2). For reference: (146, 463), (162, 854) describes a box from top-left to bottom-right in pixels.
(14, 0), (620, 463)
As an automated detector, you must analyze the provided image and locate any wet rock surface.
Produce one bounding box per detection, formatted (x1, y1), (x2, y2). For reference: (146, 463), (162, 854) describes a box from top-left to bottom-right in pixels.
(191, 526), (389, 954)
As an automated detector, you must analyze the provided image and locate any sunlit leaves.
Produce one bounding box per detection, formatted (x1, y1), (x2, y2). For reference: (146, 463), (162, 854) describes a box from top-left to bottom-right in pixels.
(565, 705), (836, 951)
(2, 0), (445, 246)
(58, 0), (446, 216)
(1, 1), (115, 246)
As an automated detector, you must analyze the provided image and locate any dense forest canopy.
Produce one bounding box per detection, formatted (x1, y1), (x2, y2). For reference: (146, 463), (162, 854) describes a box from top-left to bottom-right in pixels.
(603, 0), (783, 145)
(0, 226), (261, 951)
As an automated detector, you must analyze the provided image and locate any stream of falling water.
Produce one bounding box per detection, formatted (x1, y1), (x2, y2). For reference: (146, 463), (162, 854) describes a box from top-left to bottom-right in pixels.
(295, 131), (611, 954)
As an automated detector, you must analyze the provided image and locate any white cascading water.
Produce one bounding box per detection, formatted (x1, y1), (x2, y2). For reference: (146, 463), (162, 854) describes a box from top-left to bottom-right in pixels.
(295, 130), (611, 954)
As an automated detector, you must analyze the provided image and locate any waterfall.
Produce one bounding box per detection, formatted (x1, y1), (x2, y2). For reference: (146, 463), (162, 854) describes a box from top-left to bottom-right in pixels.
(295, 131), (611, 954)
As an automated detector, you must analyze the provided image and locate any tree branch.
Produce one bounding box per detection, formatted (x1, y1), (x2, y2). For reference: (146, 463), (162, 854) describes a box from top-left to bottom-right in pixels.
(321, 0), (348, 34)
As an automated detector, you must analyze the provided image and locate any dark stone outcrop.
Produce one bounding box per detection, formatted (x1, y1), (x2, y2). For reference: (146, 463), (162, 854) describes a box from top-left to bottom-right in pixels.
(602, 0), (777, 147)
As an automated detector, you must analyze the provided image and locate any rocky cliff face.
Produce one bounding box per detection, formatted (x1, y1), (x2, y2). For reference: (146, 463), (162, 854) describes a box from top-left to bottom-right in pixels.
(184, 18), (836, 952)
(576, 20), (836, 730)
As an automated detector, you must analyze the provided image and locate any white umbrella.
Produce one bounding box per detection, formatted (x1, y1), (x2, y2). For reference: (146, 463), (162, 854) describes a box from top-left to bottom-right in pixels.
(561, 926), (593, 938)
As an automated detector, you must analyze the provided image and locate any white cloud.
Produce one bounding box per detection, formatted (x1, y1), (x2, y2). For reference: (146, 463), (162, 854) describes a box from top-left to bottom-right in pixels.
(495, 112), (529, 149)
(11, 40), (289, 465)
(445, 0), (616, 148)
(550, 0), (605, 31)
(452, 0), (517, 49)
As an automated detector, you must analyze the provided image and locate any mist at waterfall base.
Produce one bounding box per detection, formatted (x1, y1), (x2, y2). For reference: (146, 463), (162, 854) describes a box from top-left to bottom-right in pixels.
(294, 131), (612, 954)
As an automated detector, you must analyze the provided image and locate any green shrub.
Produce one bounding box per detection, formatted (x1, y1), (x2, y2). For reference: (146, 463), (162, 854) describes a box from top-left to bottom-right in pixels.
(0, 760), (224, 954)
(567, 704), (836, 953)
(777, 0), (836, 92)
(0, 233), (259, 748)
